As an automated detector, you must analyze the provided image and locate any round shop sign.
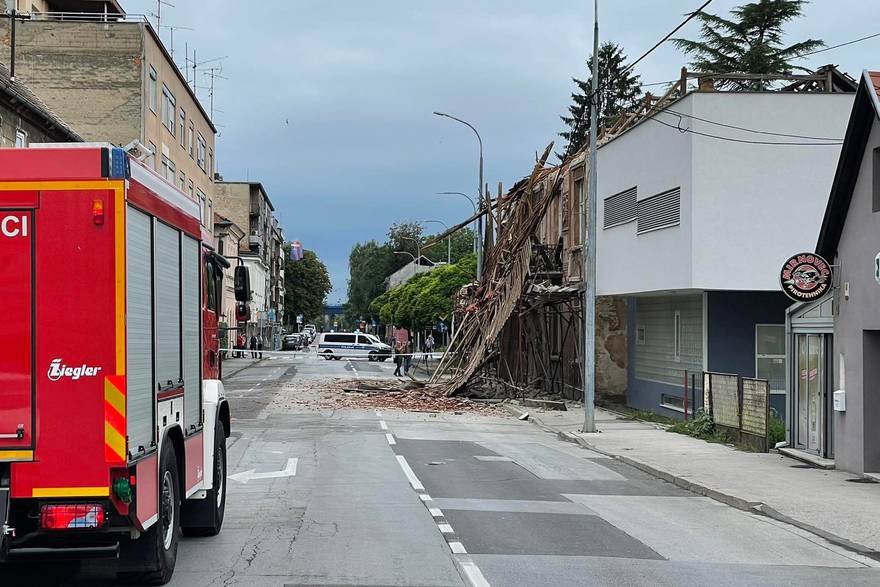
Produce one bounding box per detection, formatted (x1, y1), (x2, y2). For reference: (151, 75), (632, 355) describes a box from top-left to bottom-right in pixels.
(780, 252), (832, 302)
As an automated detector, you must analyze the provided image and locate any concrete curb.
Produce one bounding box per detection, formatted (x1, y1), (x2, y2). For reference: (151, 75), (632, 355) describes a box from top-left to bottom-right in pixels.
(502, 402), (880, 561)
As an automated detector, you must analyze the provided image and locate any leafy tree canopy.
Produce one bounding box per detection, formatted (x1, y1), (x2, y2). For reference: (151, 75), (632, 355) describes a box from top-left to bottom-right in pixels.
(369, 254), (476, 330)
(283, 248), (332, 324)
(560, 41), (642, 158)
(672, 0), (823, 90)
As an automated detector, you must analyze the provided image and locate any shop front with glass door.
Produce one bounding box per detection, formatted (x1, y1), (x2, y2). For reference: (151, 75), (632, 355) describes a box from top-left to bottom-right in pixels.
(787, 297), (834, 459)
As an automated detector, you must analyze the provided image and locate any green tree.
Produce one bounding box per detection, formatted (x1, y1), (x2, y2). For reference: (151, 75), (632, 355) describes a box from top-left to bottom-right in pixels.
(672, 0), (823, 90)
(560, 41), (642, 158)
(284, 248), (332, 324)
(370, 254), (476, 330)
(422, 228), (474, 265)
(346, 240), (394, 320)
(387, 222), (424, 270)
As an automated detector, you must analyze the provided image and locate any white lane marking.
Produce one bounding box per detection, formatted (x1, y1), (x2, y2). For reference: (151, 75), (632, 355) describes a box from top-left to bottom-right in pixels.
(449, 541), (467, 554)
(458, 558), (490, 587)
(379, 420), (388, 431)
(228, 457), (298, 484)
(375, 410), (382, 418)
(438, 523), (454, 534)
(428, 507), (443, 518)
(395, 455), (425, 491)
(386, 433), (396, 446)
(419, 494), (432, 502)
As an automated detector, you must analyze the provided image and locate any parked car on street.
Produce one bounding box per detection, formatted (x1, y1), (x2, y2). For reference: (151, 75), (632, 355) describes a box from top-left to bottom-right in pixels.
(282, 333), (304, 350)
(317, 332), (391, 361)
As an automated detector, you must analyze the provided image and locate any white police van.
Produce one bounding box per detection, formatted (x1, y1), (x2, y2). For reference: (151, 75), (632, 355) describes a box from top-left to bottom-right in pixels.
(317, 332), (392, 361)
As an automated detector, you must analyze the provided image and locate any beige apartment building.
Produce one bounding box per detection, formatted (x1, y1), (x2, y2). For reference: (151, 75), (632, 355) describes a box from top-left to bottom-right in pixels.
(213, 213), (246, 343)
(214, 181), (286, 346)
(0, 0), (217, 231)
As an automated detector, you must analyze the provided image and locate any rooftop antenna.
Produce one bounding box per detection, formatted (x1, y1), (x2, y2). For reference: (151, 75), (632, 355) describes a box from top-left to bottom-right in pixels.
(160, 24), (193, 60)
(190, 52), (227, 94)
(148, 0), (174, 30)
(203, 67), (228, 120)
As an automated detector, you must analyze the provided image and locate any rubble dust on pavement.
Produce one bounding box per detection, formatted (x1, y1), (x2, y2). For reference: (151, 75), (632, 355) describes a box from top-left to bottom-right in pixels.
(269, 375), (507, 414)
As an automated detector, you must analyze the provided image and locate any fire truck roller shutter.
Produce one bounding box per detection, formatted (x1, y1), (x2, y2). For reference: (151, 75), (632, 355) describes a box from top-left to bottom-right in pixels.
(181, 235), (201, 431)
(155, 222), (181, 392)
(126, 207), (154, 456)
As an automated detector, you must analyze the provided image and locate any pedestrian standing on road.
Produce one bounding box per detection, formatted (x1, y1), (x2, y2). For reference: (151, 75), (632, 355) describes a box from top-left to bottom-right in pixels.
(425, 333), (435, 358)
(250, 335), (257, 359)
(393, 340), (404, 377)
(404, 340), (413, 375)
(258, 334), (264, 359)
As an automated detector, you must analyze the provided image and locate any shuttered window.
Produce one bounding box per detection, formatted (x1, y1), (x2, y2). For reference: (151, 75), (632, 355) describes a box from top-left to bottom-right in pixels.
(637, 187), (680, 234)
(155, 222), (181, 390)
(634, 295), (703, 386)
(603, 186), (637, 229)
(181, 235), (201, 431)
(127, 207), (154, 454)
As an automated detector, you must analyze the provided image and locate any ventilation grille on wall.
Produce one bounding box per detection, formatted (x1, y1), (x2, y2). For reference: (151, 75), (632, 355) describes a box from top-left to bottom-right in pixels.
(603, 186), (637, 229)
(637, 187), (680, 234)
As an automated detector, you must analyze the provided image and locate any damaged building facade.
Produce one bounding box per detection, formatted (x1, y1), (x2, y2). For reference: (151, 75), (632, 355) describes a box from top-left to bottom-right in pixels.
(435, 68), (856, 421)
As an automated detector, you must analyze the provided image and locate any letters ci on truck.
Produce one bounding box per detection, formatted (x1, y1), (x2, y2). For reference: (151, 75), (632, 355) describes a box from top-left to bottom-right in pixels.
(0, 145), (231, 585)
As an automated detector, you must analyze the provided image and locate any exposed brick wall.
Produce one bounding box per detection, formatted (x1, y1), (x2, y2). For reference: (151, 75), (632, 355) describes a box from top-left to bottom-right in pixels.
(0, 18), (142, 146)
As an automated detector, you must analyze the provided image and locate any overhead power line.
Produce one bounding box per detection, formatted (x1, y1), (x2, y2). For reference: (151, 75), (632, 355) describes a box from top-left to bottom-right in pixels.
(658, 107), (841, 141)
(648, 115), (842, 146)
(792, 31), (880, 60)
(619, 0), (714, 78)
(585, 0), (713, 101)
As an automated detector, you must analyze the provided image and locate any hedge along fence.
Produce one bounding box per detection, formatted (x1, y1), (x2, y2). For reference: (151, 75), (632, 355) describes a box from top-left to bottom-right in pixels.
(703, 372), (771, 452)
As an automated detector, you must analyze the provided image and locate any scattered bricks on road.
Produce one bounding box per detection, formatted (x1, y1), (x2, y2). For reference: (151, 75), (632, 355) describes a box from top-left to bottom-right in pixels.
(273, 377), (503, 414)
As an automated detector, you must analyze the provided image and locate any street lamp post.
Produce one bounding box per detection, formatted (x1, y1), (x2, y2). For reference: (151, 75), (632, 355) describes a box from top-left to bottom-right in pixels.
(399, 236), (420, 263)
(421, 219), (451, 264)
(433, 112), (484, 281)
(436, 191), (478, 258)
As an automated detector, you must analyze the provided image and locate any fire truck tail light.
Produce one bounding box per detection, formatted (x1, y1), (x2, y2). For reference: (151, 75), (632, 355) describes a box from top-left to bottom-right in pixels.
(40, 504), (105, 530)
(92, 199), (105, 225)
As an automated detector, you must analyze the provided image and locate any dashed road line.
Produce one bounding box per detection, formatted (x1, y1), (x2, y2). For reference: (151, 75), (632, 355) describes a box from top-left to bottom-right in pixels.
(458, 558), (491, 587)
(392, 452), (490, 586)
(385, 433), (396, 446)
(395, 455), (424, 491)
(379, 420), (388, 431)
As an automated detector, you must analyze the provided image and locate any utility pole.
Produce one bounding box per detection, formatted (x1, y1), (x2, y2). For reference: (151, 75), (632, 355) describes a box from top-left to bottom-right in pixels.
(582, 0), (599, 434)
(9, 9), (16, 82)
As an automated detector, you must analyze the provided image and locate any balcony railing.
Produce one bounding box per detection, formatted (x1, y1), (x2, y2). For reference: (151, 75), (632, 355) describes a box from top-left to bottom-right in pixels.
(22, 12), (149, 24)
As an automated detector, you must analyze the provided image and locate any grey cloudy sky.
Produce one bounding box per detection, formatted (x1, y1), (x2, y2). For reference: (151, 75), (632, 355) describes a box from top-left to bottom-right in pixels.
(126, 0), (880, 302)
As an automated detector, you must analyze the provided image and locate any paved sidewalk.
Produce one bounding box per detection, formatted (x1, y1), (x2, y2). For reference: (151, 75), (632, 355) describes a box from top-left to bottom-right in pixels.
(506, 403), (880, 557)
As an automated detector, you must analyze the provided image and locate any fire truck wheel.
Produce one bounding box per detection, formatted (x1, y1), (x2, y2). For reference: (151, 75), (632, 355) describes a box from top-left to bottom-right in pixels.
(118, 443), (180, 585)
(182, 420), (227, 537)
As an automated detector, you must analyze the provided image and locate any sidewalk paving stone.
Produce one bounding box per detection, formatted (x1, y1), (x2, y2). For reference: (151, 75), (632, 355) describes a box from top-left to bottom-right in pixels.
(505, 403), (880, 556)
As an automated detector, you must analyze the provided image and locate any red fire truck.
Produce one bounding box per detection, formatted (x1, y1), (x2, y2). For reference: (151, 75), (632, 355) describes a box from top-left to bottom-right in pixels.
(0, 145), (231, 583)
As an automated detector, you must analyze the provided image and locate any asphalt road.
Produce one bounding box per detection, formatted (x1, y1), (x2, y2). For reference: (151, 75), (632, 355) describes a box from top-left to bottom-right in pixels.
(4, 350), (880, 586)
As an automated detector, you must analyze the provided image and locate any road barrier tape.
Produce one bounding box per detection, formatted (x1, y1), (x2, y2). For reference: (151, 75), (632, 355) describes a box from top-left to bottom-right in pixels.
(219, 348), (452, 359)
